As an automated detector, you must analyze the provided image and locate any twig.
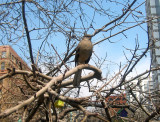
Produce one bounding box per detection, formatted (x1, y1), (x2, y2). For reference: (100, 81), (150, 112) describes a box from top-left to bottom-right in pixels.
(92, 0), (137, 36)
(93, 16), (159, 46)
(51, 44), (69, 70)
(91, 64), (127, 97)
(145, 106), (160, 122)
(46, 47), (76, 76)
(128, 86), (150, 116)
(22, 0), (34, 64)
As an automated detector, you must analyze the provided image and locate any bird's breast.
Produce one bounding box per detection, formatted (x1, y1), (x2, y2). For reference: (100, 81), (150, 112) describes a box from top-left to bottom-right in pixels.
(78, 41), (93, 63)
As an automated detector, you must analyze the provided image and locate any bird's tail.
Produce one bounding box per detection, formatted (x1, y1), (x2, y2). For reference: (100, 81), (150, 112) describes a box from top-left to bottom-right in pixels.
(73, 69), (82, 87)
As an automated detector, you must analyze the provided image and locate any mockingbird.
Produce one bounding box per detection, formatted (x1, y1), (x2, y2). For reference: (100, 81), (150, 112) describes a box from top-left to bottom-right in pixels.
(73, 34), (93, 87)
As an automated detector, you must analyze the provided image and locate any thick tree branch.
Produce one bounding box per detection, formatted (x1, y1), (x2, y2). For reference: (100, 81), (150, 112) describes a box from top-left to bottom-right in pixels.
(0, 64), (101, 118)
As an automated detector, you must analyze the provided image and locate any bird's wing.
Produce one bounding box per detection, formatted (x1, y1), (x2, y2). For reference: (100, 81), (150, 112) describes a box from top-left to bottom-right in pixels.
(75, 46), (80, 66)
(85, 52), (92, 64)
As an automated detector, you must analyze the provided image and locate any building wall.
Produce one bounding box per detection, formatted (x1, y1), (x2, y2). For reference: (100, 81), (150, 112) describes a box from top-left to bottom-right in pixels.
(0, 45), (30, 75)
(146, 0), (160, 90)
(125, 74), (153, 108)
(0, 45), (32, 121)
(106, 94), (127, 117)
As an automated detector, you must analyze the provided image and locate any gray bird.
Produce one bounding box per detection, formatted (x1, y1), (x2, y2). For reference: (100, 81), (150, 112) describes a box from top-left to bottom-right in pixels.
(73, 34), (93, 87)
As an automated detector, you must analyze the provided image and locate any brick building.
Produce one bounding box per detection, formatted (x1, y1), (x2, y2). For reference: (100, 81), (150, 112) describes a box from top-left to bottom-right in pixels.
(0, 45), (30, 75)
(106, 94), (127, 117)
(0, 45), (31, 121)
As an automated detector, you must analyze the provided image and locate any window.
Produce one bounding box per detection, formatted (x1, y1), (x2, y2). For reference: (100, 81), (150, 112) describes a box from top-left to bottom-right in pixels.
(9, 53), (12, 59)
(108, 98), (113, 101)
(1, 62), (5, 70)
(1, 51), (6, 58)
(12, 55), (14, 61)
(123, 98), (126, 101)
(16, 59), (18, 64)
(117, 98), (121, 100)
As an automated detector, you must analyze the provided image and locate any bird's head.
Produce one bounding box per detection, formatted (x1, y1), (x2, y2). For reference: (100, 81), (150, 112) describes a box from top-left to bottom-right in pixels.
(83, 34), (92, 40)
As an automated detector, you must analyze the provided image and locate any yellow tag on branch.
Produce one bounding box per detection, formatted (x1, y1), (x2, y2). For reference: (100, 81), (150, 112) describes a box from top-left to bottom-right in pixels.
(54, 100), (64, 108)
